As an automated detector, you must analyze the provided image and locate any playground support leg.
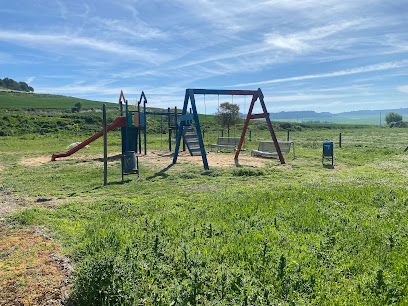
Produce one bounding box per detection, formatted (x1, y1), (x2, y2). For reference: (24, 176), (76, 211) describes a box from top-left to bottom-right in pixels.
(234, 94), (257, 166)
(103, 104), (108, 186)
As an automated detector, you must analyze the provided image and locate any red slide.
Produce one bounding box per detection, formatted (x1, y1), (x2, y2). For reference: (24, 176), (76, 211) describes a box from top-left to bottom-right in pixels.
(51, 116), (126, 161)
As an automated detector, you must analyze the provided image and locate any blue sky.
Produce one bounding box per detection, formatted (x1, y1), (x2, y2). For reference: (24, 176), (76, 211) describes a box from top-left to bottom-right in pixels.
(1, 0), (407, 114)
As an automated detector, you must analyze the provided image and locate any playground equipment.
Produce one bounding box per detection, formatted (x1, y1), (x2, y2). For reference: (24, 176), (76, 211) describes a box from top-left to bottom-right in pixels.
(51, 90), (182, 162)
(51, 116), (126, 161)
(251, 141), (295, 159)
(211, 137), (240, 152)
(120, 91), (184, 154)
(119, 90), (147, 155)
(172, 88), (284, 170)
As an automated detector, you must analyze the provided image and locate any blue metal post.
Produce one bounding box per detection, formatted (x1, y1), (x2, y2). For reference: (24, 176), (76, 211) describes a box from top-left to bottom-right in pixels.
(143, 98), (147, 155)
(168, 107), (171, 151)
(138, 99), (141, 154)
(125, 100), (129, 151)
(174, 106), (178, 141)
(173, 91), (189, 165)
(189, 90), (209, 170)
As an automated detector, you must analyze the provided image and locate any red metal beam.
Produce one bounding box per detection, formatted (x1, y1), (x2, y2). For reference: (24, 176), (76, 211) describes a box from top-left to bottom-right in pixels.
(248, 113), (267, 119)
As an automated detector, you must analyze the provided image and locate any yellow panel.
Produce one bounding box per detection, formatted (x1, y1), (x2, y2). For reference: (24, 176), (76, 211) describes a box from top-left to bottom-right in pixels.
(133, 112), (139, 127)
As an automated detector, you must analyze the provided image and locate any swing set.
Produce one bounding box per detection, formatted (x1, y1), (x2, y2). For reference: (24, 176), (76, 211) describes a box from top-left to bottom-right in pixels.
(173, 88), (285, 170)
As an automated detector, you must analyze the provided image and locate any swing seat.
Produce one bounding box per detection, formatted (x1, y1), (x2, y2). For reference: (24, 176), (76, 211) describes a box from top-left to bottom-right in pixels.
(251, 141), (295, 159)
(211, 137), (240, 151)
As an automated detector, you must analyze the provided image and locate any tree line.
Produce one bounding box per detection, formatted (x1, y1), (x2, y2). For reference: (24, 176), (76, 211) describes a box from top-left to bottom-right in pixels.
(0, 77), (34, 92)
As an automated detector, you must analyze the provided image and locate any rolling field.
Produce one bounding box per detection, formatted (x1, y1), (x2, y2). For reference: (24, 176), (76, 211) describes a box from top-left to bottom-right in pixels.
(0, 91), (117, 109)
(1, 116), (408, 304)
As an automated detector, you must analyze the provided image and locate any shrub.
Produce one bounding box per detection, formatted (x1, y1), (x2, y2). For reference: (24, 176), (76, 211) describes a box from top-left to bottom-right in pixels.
(389, 121), (408, 128)
(385, 112), (403, 125)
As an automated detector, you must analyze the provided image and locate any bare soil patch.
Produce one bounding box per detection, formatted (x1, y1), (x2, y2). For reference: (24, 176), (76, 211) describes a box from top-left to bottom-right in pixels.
(0, 226), (72, 305)
(19, 150), (289, 169)
(0, 194), (70, 218)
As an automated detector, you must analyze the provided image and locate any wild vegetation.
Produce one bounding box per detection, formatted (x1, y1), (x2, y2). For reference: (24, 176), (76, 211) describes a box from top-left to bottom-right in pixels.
(1, 98), (408, 304)
(0, 77), (34, 92)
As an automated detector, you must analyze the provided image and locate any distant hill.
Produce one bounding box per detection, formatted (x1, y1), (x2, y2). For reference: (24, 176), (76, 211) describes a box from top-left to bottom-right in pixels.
(270, 111), (334, 120)
(268, 108), (408, 125)
(0, 91), (117, 109)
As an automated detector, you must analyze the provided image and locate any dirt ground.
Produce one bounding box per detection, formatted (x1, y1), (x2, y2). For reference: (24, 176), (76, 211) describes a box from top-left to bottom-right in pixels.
(19, 150), (283, 169)
(0, 194), (69, 219)
(0, 226), (72, 305)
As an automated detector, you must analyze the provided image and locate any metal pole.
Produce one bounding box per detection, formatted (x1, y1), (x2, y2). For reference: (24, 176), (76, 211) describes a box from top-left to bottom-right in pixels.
(287, 130), (290, 141)
(125, 100), (129, 152)
(138, 100), (141, 154)
(339, 133), (342, 148)
(249, 130), (252, 141)
(103, 104), (108, 186)
(143, 98), (147, 155)
(168, 107), (171, 151)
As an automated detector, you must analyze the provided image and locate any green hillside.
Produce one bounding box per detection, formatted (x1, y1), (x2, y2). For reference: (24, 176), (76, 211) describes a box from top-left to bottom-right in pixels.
(0, 91), (117, 109)
(275, 114), (383, 125)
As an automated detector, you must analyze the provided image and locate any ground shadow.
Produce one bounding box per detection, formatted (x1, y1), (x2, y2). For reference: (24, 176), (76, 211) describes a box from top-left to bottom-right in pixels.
(146, 163), (174, 180)
(92, 154), (122, 162)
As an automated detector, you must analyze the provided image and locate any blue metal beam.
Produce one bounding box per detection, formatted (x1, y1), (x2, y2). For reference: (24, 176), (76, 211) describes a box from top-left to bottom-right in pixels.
(190, 89), (258, 96)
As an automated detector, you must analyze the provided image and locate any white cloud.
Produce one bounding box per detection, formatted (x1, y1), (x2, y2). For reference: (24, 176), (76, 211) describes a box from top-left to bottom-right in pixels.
(264, 21), (360, 52)
(232, 60), (408, 87)
(26, 77), (35, 83)
(398, 85), (408, 93)
(90, 17), (167, 40)
(0, 30), (166, 64)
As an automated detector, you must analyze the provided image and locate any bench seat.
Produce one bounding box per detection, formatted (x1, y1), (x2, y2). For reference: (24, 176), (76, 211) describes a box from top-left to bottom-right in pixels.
(251, 141), (295, 159)
(211, 137), (240, 151)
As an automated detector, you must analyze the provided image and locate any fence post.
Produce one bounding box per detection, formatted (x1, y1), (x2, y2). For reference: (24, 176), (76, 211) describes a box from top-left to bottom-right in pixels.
(287, 130), (290, 141)
(339, 132), (342, 148)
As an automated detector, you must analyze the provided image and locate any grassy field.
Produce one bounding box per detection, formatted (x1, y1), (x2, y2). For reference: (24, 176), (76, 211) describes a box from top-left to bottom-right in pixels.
(1, 112), (408, 304)
(0, 91), (117, 109)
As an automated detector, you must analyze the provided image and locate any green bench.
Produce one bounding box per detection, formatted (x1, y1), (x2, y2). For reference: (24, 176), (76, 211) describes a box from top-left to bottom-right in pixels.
(251, 141), (295, 159)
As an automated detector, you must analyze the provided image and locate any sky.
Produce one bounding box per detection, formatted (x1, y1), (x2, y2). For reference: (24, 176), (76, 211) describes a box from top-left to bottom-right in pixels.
(1, 0), (407, 114)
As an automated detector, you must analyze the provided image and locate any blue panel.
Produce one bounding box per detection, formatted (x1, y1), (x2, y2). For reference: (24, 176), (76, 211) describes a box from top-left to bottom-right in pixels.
(179, 114), (194, 121)
(139, 113), (146, 127)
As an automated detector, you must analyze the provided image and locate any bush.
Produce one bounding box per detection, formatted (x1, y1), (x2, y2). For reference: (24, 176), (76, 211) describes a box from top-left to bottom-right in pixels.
(389, 121), (408, 128)
(385, 112), (403, 125)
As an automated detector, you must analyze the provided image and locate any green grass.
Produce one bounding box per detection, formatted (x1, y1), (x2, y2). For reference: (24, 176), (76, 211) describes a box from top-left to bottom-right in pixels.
(1, 122), (408, 304)
(0, 91), (117, 109)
